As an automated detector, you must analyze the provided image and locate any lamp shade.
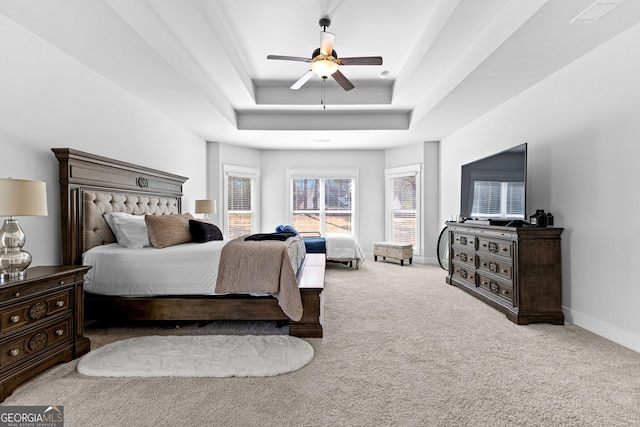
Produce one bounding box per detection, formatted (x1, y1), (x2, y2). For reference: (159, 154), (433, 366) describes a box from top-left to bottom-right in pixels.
(195, 199), (217, 215)
(0, 178), (48, 216)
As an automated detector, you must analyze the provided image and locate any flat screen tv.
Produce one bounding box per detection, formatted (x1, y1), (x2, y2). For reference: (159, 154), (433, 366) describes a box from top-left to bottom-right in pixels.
(459, 143), (527, 223)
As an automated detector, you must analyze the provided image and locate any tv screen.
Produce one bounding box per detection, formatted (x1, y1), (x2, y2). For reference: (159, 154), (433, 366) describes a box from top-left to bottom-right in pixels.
(459, 143), (527, 221)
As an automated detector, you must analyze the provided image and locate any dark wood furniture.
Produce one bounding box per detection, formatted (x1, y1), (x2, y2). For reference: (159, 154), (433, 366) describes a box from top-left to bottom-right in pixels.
(0, 265), (90, 402)
(446, 221), (563, 325)
(52, 148), (323, 338)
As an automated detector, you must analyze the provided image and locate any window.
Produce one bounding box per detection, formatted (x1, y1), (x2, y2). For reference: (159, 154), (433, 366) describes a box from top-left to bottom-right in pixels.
(385, 164), (420, 255)
(288, 170), (358, 236)
(223, 165), (259, 238)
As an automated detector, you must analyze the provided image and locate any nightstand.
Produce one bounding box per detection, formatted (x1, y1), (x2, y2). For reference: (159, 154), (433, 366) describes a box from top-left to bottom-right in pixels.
(0, 265), (91, 402)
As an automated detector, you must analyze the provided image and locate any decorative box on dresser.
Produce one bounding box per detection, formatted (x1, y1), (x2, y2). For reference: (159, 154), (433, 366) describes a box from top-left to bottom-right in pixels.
(0, 265), (91, 402)
(445, 221), (564, 325)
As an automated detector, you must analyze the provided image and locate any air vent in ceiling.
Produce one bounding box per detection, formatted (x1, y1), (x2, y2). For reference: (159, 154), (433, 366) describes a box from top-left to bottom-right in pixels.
(570, 0), (625, 23)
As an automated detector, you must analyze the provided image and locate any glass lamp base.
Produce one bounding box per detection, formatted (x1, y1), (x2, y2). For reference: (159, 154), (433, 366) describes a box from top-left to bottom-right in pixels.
(0, 218), (32, 281)
(0, 250), (32, 281)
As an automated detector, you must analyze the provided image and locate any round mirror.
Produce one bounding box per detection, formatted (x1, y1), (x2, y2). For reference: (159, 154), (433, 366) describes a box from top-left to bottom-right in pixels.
(437, 227), (450, 270)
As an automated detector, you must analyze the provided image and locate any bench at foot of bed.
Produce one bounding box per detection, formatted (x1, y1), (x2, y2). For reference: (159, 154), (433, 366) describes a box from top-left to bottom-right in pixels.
(290, 253), (325, 337)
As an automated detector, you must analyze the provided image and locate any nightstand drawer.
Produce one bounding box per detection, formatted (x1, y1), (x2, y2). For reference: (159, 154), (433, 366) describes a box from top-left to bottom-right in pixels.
(0, 274), (78, 303)
(0, 316), (72, 370)
(0, 290), (72, 336)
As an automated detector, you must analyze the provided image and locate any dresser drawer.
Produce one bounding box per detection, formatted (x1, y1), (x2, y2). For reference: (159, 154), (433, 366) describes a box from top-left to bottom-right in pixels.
(477, 237), (511, 258)
(451, 232), (476, 250)
(452, 263), (476, 287)
(478, 273), (513, 303)
(478, 255), (512, 280)
(0, 290), (72, 336)
(0, 316), (72, 370)
(452, 249), (476, 268)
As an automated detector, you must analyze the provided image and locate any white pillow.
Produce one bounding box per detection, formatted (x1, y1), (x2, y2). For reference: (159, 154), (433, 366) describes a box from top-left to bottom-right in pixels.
(103, 212), (136, 234)
(104, 212), (150, 249)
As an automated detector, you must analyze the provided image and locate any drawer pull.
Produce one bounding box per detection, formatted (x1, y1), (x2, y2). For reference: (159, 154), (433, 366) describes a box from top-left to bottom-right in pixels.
(9, 349), (19, 357)
(55, 300), (65, 308)
(55, 329), (65, 336)
(10, 315), (20, 323)
(58, 280), (65, 285)
(489, 261), (498, 273)
(489, 280), (499, 293)
(13, 292), (20, 298)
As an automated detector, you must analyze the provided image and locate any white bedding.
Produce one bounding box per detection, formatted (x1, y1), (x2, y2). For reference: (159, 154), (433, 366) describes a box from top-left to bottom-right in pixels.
(82, 241), (228, 296)
(83, 235), (308, 297)
(325, 233), (365, 268)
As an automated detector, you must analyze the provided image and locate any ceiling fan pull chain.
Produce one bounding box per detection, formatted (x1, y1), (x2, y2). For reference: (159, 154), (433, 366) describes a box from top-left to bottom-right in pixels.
(321, 77), (326, 109)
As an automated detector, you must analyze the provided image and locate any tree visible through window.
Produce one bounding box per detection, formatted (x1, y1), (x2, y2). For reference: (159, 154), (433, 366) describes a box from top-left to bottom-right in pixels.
(291, 177), (354, 235)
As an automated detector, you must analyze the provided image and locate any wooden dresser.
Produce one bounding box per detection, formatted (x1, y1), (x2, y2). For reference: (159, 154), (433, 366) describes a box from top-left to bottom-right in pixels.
(0, 265), (91, 402)
(446, 221), (563, 325)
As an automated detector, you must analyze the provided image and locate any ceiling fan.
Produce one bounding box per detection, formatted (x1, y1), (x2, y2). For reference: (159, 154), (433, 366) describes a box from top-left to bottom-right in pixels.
(267, 18), (383, 91)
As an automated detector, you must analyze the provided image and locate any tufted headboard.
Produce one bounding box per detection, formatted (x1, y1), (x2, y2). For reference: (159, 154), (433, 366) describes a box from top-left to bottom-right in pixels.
(53, 148), (188, 265)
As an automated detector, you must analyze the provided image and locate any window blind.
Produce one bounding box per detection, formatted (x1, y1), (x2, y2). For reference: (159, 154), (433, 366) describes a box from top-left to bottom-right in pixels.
(227, 175), (256, 238)
(389, 175), (417, 248)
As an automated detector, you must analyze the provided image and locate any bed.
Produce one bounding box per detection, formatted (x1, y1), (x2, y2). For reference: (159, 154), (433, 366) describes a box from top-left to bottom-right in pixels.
(302, 232), (365, 268)
(52, 148), (324, 338)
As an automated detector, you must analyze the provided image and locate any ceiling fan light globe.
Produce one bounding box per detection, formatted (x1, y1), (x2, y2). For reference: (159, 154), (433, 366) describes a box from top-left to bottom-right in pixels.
(312, 59), (339, 78)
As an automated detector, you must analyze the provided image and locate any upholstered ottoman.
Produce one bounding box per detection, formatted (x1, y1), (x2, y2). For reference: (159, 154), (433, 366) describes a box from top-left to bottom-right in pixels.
(373, 242), (413, 266)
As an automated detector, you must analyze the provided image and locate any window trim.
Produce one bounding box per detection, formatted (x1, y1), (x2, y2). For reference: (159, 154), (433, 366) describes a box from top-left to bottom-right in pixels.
(223, 164), (260, 238)
(287, 169), (359, 238)
(385, 164), (421, 256)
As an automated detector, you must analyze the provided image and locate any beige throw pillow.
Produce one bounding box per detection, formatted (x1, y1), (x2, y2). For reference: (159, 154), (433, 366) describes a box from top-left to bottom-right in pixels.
(144, 213), (193, 248)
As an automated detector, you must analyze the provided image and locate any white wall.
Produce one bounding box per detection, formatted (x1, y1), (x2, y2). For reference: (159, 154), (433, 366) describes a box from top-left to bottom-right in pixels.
(385, 141), (440, 263)
(0, 13), (206, 266)
(206, 142), (262, 227)
(440, 23), (640, 352)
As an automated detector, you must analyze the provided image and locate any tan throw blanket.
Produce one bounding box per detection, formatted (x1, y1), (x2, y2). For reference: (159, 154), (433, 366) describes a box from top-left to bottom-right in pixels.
(215, 236), (303, 321)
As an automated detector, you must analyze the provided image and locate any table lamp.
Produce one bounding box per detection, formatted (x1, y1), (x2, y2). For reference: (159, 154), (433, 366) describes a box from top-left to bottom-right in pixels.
(195, 199), (217, 221)
(0, 178), (48, 280)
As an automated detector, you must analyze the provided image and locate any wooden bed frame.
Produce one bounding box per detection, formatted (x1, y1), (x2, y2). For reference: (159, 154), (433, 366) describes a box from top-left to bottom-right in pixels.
(52, 148), (323, 338)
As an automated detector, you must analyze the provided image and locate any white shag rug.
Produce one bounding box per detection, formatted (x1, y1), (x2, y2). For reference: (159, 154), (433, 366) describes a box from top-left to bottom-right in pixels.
(76, 335), (314, 378)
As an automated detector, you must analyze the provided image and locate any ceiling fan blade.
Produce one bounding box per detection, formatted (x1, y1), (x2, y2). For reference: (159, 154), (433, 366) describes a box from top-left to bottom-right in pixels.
(291, 70), (316, 90)
(332, 69), (354, 91)
(320, 31), (335, 56)
(338, 56), (383, 66)
(267, 55), (311, 62)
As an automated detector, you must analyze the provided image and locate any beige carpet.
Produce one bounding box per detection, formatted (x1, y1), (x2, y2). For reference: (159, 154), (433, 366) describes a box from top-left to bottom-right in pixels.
(3, 261), (640, 426)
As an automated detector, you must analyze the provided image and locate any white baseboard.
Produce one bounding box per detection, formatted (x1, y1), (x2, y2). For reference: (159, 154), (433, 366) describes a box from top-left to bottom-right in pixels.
(563, 307), (640, 354)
